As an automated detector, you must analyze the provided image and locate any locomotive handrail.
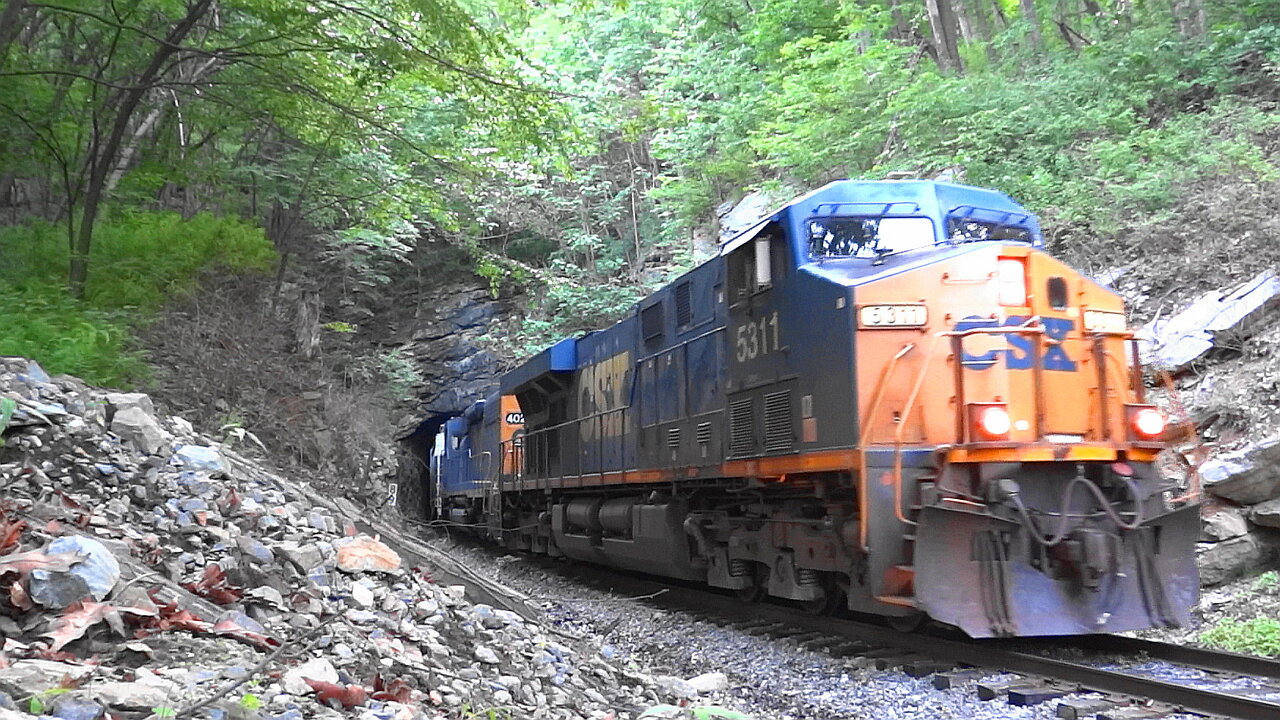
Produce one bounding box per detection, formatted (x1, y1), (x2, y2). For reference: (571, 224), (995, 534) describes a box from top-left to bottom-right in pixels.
(498, 406), (631, 487)
(891, 333), (950, 528)
(857, 342), (916, 549)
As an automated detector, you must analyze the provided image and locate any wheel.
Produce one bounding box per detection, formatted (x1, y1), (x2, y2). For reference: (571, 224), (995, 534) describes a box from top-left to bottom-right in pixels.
(734, 562), (768, 603)
(799, 574), (842, 616)
(887, 611), (927, 633)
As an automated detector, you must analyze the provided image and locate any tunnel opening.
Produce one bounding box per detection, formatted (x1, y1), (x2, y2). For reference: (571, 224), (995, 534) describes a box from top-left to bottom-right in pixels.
(396, 412), (456, 521)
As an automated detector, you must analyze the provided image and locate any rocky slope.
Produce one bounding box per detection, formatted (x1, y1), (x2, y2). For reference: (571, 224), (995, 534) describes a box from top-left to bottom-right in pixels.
(0, 357), (746, 720)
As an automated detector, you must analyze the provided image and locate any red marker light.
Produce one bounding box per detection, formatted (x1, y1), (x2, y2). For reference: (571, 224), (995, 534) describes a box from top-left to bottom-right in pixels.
(977, 405), (1012, 439)
(1131, 407), (1165, 439)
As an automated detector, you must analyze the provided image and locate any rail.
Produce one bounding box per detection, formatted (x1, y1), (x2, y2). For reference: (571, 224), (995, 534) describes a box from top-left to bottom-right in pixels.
(544, 558), (1280, 720)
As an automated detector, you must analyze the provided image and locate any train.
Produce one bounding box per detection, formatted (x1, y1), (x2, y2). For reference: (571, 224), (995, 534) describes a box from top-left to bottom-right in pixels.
(422, 179), (1200, 638)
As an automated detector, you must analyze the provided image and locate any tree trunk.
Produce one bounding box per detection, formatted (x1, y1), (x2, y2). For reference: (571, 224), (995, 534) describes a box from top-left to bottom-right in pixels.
(1172, 0), (1206, 38)
(1020, 0), (1043, 53)
(969, 0), (998, 62)
(955, 0), (978, 44)
(990, 0), (1009, 28)
(0, 0), (29, 71)
(925, 0), (964, 74)
(69, 0), (215, 299)
(889, 0), (911, 41)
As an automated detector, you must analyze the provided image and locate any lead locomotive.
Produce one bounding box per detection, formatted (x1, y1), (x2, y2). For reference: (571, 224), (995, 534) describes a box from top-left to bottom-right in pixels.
(426, 180), (1199, 637)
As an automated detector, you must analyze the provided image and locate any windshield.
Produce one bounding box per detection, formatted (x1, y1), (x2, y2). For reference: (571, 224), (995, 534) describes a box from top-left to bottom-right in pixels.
(806, 216), (936, 259)
(947, 217), (1033, 243)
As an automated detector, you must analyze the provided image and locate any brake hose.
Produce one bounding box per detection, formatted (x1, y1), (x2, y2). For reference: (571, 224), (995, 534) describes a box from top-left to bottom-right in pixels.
(1010, 474), (1145, 547)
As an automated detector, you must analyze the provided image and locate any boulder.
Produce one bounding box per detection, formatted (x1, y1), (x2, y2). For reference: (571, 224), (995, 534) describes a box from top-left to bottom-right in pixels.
(334, 536), (401, 573)
(686, 672), (729, 694)
(1201, 506), (1249, 541)
(27, 535), (123, 608)
(652, 675), (698, 700)
(275, 541), (324, 572)
(1201, 436), (1280, 505)
(49, 536), (121, 601)
(0, 661), (95, 698)
(1251, 497), (1280, 528)
(110, 406), (169, 454)
(86, 682), (169, 711)
(1138, 269), (1280, 370)
(104, 392), (155, 418)
(48, 695), (105, 720)
(173, 444), (224, 473)
(1197, 532), (1276, 586)
(282, 657), (339, 695)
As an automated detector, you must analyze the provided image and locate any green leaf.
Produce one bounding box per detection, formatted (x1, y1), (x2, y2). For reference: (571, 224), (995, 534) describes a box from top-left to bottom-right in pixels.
(0, 397), (15, 448)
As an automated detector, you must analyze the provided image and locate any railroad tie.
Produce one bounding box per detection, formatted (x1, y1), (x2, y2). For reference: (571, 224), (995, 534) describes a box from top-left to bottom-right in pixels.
(1054, 698), (1117, 720)
(1008, 685), (1071, 706)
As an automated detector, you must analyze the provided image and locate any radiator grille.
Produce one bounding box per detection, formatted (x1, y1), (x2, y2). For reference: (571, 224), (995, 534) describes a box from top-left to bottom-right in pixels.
(728, 397), (755, 456)
(667, 427), (681, 449)
(763, 390), (793, 453)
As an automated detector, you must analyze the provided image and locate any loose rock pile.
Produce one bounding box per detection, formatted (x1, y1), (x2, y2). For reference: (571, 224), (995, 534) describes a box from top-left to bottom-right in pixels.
(1196, 437), (1280, 585)
(0, 358), (738, 720)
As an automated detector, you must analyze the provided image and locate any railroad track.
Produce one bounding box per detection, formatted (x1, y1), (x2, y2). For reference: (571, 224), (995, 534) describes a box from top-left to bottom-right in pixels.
(540, 560), (1280, 720)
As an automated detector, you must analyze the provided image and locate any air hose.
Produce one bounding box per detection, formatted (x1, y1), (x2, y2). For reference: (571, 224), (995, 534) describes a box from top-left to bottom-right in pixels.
(1008, 474), (1145, 547)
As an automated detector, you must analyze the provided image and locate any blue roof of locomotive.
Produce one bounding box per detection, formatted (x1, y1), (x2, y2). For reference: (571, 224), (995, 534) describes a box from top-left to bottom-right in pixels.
(504, 179), (1045, 391)
(721, 179), (1043, 255)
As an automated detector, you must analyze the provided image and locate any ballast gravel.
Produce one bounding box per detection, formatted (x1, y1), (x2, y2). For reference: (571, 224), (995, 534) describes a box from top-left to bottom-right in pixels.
(440, 542), (1097, 720)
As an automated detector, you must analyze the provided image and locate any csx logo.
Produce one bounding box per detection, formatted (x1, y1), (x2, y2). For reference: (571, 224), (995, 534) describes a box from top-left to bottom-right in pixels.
(955, 316), (1078, 372)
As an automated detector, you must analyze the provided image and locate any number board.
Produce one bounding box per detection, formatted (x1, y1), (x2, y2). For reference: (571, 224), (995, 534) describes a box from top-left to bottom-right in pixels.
(858, 304), (928, 329)
(504, 411), (525, 425)
(1082, 309), (1126, 334)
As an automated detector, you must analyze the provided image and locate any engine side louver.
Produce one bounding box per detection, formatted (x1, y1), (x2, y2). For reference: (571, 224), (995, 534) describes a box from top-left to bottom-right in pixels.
(696, 422), (712, 445)
(728, 397), (754, 457)
(667, 427), (681, 449)
(675, 282), (692, 328)
(763, 390), (793, 453)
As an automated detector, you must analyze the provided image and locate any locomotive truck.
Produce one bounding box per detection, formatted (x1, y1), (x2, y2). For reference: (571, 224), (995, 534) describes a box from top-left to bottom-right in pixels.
(424, 179), (1199, 638)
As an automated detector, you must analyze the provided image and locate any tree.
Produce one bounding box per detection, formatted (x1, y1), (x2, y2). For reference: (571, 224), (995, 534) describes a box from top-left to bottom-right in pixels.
(925, 0), (965, 73)
(1020, 0), (1044, 52)
(0, 0), (540, 298)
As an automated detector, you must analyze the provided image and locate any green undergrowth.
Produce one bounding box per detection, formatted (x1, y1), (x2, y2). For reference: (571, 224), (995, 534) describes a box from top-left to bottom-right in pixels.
(0, 212), (274, 386)
(1200, 616), (1280, 657)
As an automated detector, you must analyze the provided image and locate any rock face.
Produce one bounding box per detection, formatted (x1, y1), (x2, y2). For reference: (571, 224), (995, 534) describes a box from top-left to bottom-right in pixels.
(1202, 436), (1280, 504)
(403, 283), (508, 423)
